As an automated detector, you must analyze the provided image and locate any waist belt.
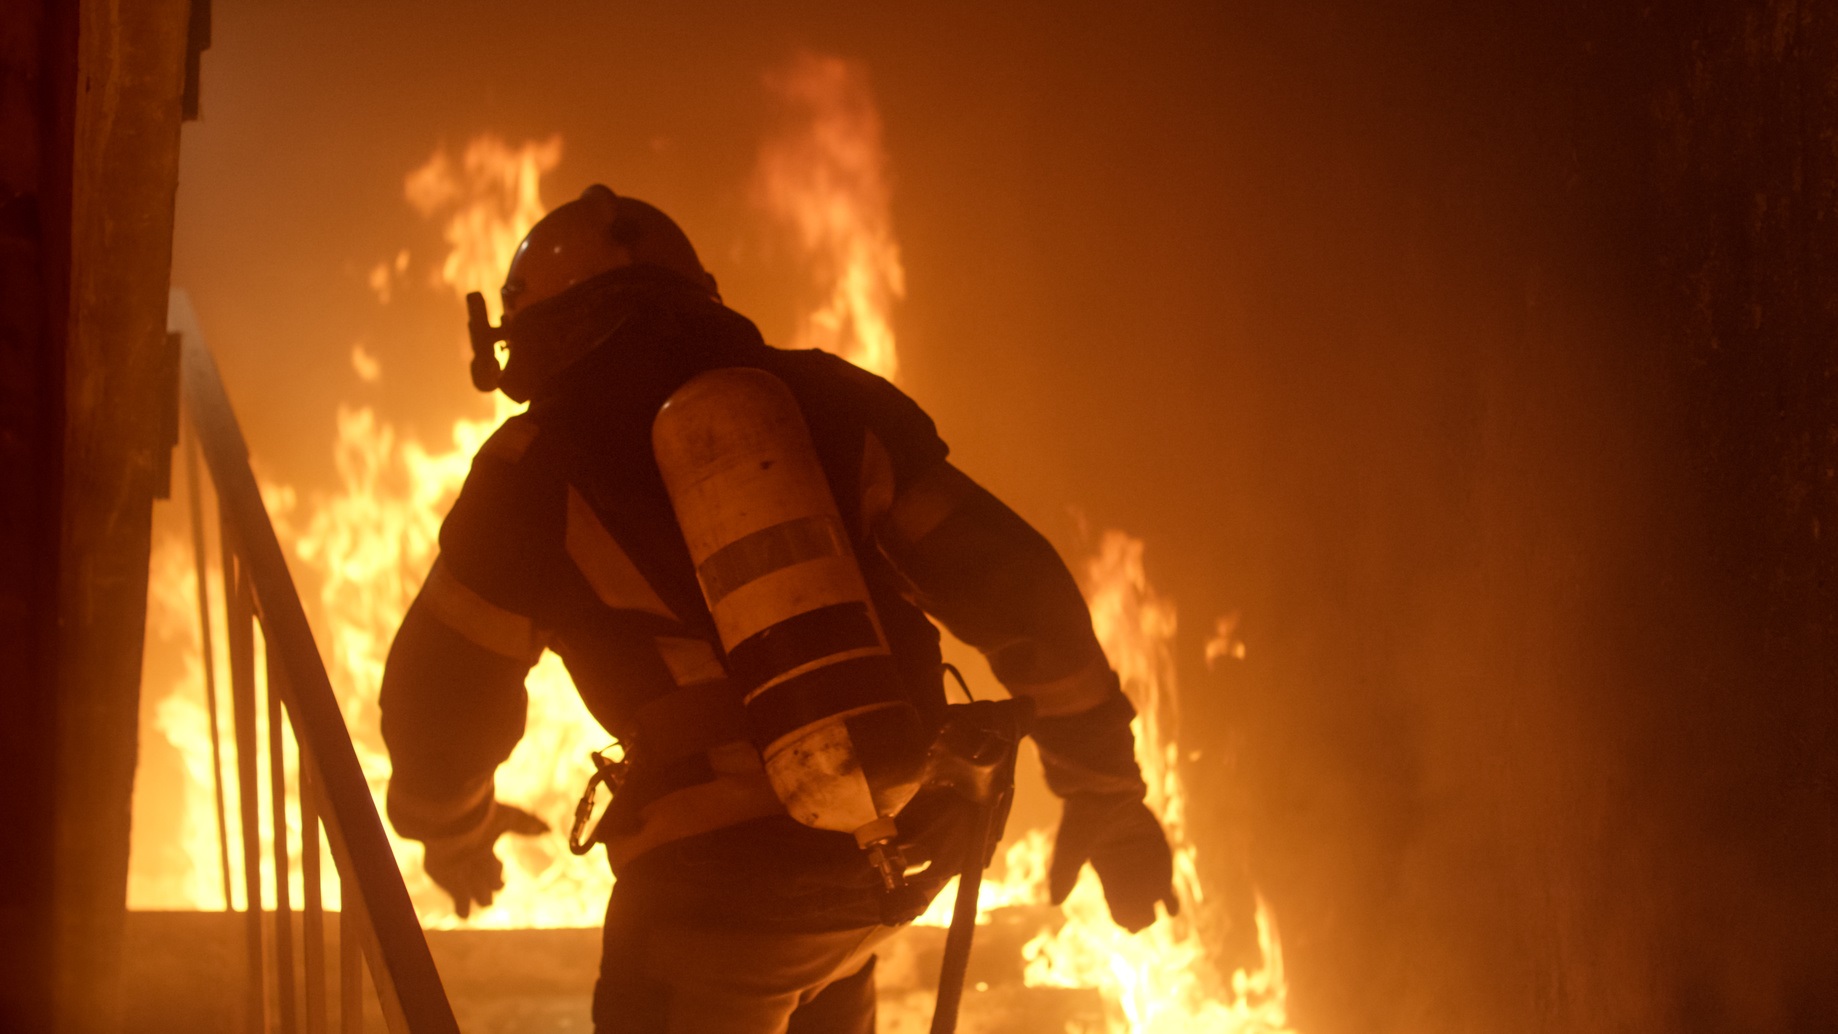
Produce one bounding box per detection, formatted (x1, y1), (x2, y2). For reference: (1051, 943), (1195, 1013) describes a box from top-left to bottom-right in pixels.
(588, 679), (762, 845)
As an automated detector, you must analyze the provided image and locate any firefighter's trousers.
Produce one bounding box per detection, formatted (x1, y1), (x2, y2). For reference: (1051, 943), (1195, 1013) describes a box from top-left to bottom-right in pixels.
(592, 886), (898, 1034)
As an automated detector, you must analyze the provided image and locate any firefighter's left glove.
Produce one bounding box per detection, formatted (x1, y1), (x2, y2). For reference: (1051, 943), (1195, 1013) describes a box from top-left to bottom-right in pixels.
(1047, 791), (1178, 933)
(421, 801), (550, 919)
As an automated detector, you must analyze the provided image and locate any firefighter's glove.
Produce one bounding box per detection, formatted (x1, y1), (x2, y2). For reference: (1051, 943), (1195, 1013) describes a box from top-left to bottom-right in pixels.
(1047, 792), (1178, 933)
(421, 801), (549, 919)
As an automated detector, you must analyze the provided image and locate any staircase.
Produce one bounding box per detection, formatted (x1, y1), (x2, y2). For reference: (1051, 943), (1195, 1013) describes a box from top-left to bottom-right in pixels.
(149, 298), (459, 1033)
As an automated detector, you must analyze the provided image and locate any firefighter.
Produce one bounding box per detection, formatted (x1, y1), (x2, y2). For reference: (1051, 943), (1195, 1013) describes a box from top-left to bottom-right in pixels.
(380, 184), (1176, 1033)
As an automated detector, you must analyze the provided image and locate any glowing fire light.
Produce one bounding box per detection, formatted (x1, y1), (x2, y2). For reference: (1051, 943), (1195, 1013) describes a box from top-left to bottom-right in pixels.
(754, 52), (906, 381)
(753, 54), (1294, 1031)
(288, 133), (613, 927)
(405, 134), (561, 324)
(133, 54), (1296, 1034)
(1024, 533), (1290, 1032)
(898, 534), (1292, 1033)
(135, 134), (613, 928)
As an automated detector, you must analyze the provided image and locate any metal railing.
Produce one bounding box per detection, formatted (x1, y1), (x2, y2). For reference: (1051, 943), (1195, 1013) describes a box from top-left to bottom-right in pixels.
(171, 295), (459, 1034)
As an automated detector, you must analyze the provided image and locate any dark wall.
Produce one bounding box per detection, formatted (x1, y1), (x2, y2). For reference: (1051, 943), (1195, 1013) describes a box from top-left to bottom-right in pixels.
(0, 0), (76, 1028)
(1204, 3), (1838, 1031)
(1643, 1), (1838, 1026)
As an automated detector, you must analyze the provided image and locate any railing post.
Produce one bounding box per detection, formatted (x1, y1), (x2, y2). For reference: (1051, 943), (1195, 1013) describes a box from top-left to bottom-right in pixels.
(268, 649), (300, 1034)
(222, 524), (266, 1034)
(302, 760), (328, 1034)
(176, 296), (459, 1034)
(183, 426), (234, 911)
(340, 900), (364, 1034)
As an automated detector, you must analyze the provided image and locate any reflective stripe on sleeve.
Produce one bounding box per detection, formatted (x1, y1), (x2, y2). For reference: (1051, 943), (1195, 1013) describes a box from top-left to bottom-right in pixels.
(1006, 652), (1118, 718)
(421, 559), (542, 663)
(386, 775), (495, 840)
(565, 485), (676, 618)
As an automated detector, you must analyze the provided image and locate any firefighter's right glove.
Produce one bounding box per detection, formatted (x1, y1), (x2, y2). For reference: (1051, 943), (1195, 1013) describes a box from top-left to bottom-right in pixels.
(1047, 791), (1178, 933)
(420, 801), (550, 919)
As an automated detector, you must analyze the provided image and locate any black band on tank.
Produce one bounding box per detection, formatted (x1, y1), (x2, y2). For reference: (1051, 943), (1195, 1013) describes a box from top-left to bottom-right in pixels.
(746, 654), (910, 748)
(696, 514), (846, 606)
(725, 602), (881, 692)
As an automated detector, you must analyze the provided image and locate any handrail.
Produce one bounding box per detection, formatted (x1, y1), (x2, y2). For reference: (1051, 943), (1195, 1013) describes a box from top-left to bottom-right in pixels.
(171, 293), (460, 1034)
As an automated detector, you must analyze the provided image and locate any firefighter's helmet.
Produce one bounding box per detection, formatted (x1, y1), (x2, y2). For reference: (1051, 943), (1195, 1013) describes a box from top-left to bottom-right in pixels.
(467, 185), (718, 397)
(501, 184), (717, 318)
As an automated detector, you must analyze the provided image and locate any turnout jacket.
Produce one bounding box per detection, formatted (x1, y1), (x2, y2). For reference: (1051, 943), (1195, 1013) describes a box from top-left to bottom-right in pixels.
(381, 267), (1141, 895)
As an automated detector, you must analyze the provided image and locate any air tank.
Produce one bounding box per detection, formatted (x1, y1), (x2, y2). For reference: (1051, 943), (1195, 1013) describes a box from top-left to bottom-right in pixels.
(652, 367), (928, 854)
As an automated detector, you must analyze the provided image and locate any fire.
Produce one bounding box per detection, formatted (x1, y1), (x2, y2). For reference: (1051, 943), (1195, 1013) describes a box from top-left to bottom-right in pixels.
(281, 134), (612, 928)
(133, 521), (314, 914)
(899, 533), (1292, 1032)
(132, 535), (233, 912)
(754, 55), (1294, 1031)
(405, 134), (561, 324)
(134, 134), (611, 928)
(1020, 532), (1291, 1032)
(754, 52), (905, 381)
(132, 52), (1297, 1034)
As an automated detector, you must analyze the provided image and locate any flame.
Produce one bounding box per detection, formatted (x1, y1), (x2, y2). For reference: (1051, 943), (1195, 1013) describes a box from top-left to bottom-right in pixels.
(132, 58), (1298, 1034)
(405, 134), (560, 324)
(1022, 533), (1291, 1032)
(132, 524), (315, 914)
(751, 54), (1296, 1031)
(899, 533), (1292, 1032)
(1205, 611), (1248, 668)
(279, 134), (611, 927)
(754, 52), (906, 381)
(131, 535), (231, 912)
(133, 135), (611, 928)
(281, 389), (612, 927)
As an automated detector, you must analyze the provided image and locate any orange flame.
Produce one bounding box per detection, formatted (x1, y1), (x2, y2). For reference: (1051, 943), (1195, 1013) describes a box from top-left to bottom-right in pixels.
(754, 52), (906, 381)
(288, 134), (612, 927)
(1023, 532), (1291, 1031)
(756, 55), (1296, 1031)
(405, 134), (561, 323)
(133, 135), (611, 928)
(132, 60), (1298, 1034)
(132, 517), (315, 914)
(898, 534), (1292, 1032)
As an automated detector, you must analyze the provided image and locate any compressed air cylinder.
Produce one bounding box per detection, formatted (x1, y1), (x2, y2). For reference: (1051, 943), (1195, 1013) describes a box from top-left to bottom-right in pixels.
(652, 367), (928, 847)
